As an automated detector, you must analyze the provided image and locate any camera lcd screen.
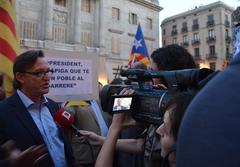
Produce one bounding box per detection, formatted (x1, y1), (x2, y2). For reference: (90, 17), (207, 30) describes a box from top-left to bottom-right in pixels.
(112, 97), (132, 112)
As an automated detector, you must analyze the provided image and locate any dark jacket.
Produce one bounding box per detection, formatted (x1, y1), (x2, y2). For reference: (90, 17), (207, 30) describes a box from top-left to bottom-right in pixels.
(0, 93), (75, 167)
(177, 56), (240, 167)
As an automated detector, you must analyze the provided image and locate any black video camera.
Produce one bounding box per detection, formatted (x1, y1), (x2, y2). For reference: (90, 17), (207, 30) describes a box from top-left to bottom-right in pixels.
(100, 68), (215, 125)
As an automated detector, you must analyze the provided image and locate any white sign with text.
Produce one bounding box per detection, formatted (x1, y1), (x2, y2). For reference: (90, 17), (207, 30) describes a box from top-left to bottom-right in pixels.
(44, 50), (98, 102)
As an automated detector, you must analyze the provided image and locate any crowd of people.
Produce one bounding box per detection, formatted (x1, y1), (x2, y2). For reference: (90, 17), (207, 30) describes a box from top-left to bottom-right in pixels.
(0, 43), (240, 167)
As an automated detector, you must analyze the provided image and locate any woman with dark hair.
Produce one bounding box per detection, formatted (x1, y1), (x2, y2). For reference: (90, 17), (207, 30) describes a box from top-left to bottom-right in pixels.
(150, 44), (196, 71)
(156, 92), (194, 167)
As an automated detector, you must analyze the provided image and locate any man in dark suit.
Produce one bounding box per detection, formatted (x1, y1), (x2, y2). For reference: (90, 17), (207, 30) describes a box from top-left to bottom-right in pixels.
(0, 50), (75, 167)
(176, 55), (240, 167)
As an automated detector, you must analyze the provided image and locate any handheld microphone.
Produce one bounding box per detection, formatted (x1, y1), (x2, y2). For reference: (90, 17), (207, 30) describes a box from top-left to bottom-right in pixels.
(54, 108), (81, 136)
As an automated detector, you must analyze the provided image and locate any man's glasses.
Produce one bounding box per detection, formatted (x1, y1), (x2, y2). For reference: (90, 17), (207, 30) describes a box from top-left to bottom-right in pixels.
(22, 69), (54, 78)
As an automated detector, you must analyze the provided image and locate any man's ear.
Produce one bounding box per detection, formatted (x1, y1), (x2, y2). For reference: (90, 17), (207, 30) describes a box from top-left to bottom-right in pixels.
(15, 72), (25, 85)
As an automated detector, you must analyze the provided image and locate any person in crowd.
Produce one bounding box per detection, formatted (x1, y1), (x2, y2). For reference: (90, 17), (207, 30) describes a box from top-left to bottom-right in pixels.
(98, 82), (103, 93)
(144, 44), (196, 167)
(80, 44), (197, 167)
(156, 92), (194, 167)
(0, 50), (75, 167)
(65, 80), (112, 167)
(176, 57), (240, 166)
(0, 140), (48, 167)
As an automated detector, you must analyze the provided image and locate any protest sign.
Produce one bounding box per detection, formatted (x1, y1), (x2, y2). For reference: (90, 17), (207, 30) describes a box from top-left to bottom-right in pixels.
(44, 49), (98, 102)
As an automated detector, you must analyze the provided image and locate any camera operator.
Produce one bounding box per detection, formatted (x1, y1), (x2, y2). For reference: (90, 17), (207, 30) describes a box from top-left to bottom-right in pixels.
(79, 44), (196, 167)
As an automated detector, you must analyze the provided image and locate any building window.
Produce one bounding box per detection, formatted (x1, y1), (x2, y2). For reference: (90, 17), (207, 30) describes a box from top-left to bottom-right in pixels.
(81, 31), (91, 46)
(194, 48), (200, 57)
(53, 25), (66, 43)
(54, 0), (66, 7)
(208, 14), (214, 21)
(209, 62), (216, 71)
(111, 37), (120, 54)
(209, 45), (215, 55)
(207, 14), (214, 27)
(192, 19), (199, 30)
(193, 32), (199, 41)
(112, 7), (120, 20)
(171, 25), (177, 35)
(172, 37), (177, 44)
(226, 47), (230, 55)
(163, 40), (166, 46)
(193, 19), (198, 25)
(21, 21), (38, 39)
(146, 18), (153, 30)
(225, 29), (229, 37)
(129, 13), (137, 25)
(181, 22), (188, 33)
(163, 28), (166, 35)
(81, 0), (90, 13)
(208, 29), (215, 38)
(225, 14), (230, 26)
(183, 35), (188, 43)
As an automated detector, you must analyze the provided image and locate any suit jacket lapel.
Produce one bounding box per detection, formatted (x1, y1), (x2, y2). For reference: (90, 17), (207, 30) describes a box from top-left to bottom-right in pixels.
(9, 93), (44, 144)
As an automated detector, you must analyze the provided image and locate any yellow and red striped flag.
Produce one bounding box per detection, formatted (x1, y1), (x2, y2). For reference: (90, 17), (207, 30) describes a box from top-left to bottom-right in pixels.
(0, 0), (20, 96)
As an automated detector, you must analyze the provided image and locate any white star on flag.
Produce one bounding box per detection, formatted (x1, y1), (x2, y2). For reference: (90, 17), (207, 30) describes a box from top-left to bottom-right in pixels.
(133, 38), (142, 50)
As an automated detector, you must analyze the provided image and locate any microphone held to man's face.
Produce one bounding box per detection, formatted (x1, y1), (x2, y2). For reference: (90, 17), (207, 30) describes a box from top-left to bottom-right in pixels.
(54, 108), (81, 136)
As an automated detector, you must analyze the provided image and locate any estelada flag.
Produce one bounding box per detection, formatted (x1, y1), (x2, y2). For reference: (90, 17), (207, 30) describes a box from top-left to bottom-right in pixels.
(0, 0), (20, 96)
(128, 24), (149, 67)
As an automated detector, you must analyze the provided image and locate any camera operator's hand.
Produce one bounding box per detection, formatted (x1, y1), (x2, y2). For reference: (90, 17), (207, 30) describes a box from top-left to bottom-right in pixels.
(119, 88), (135, 95)
(111, 112), (137, 131)
(2, 140), (48, 167)
(153, 83), (167, 90)
(78, 130), (105, 146)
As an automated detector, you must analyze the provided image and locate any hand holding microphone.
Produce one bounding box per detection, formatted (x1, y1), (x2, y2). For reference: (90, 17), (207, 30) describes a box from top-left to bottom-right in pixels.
(54, 108), (95, 162)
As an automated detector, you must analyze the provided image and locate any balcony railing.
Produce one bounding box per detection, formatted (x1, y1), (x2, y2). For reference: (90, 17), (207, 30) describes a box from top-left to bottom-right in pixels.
(194, 55), (202, 61)
(191, 39), (200, 45)
(171, 30), (178, 36)
(206, 36), (216, 43)
(192, 24), (199, 31)
(181, 41), (189, 47)
(207, 20), (215, 27)
(181, 27), (188, 33)
(206, 53), (217, 60)
(225, 36), (231, 43)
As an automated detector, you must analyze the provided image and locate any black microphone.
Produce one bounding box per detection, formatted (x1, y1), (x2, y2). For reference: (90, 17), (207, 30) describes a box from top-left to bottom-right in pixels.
(54, 108), (81, 136)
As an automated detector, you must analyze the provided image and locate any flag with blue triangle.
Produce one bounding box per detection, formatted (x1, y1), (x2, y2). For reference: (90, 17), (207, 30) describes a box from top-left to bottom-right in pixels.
(128, 24), (149, 67)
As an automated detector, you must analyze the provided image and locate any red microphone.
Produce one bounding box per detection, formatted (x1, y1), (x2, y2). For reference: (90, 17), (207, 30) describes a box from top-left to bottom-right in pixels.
(54, 108), (81, 136)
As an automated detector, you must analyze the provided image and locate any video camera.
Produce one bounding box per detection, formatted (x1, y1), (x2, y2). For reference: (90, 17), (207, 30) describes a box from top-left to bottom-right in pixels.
(100, 68), (214, 125)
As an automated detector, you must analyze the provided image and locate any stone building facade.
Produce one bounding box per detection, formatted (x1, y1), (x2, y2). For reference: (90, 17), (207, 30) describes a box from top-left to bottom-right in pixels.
(161, 1), (234, 70)
(16, 0), (162, 84)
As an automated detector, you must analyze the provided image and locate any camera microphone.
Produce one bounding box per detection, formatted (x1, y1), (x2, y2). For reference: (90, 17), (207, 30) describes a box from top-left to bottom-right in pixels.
(54, 108), (81, 136)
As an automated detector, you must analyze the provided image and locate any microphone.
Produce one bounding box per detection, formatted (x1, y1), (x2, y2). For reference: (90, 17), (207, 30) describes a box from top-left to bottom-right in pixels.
(54, 108), (81, 136)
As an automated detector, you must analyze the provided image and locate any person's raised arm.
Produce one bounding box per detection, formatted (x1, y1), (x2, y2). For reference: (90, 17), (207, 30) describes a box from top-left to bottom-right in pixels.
(95, 111), (136, 167)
